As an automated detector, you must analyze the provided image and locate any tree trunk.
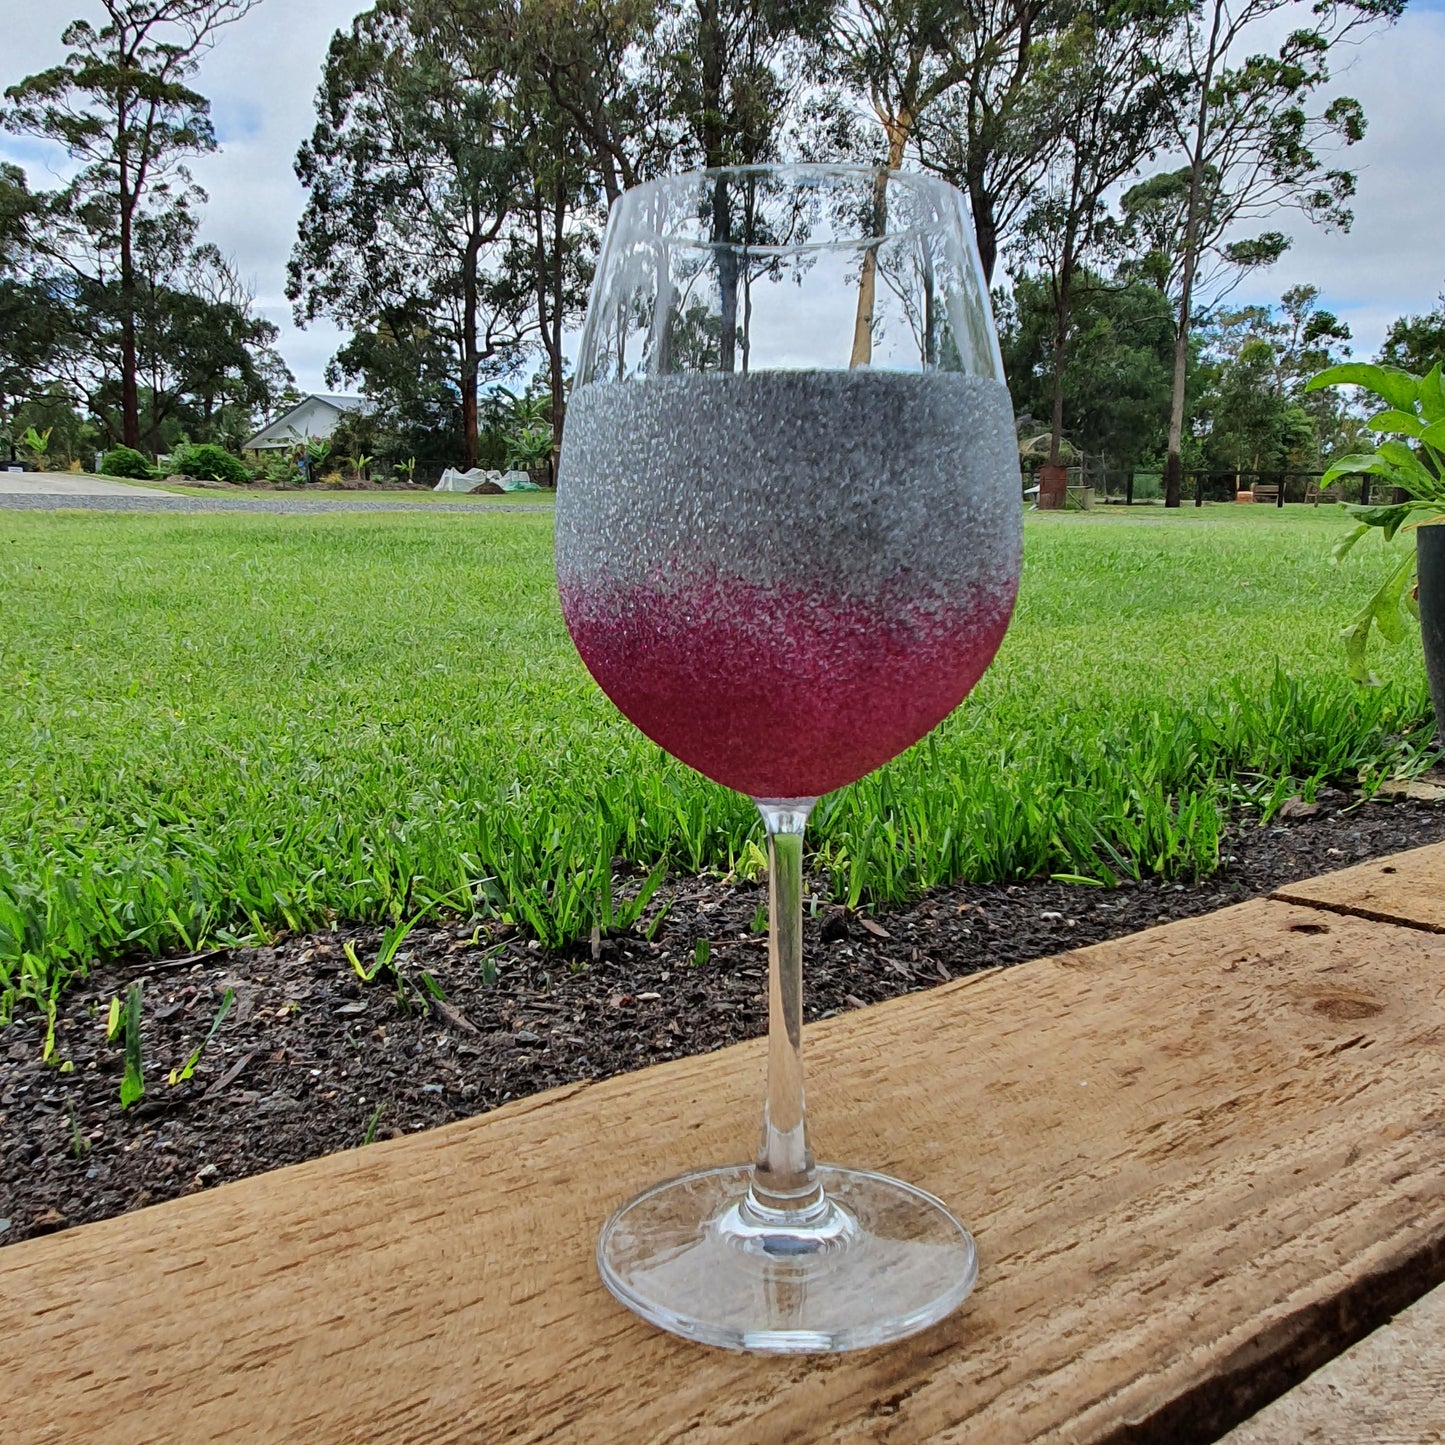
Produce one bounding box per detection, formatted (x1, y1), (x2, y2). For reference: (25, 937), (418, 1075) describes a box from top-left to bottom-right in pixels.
(118, 188), (141, 451)
(1164, 283), (1191, 510)
(1165, 0), (1224, 510)
(547, 183), (567, 481)
(698, 1), (738, 374)
(460, 230), (481, 467)
(850, 116), (910, 369)
(970, 183), (1000, 287)
(714, 175), (738, 374)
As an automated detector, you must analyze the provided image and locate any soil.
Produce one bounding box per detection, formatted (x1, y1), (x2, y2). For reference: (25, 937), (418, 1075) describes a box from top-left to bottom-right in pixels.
(3, 788), (1443, 1248)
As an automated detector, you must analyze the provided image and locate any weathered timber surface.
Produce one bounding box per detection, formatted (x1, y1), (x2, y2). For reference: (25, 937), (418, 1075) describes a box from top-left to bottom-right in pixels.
(1219, 1281), (1445, 1443)
(1273, 840), (1445, 932)
(2, 899), (1443, 1445)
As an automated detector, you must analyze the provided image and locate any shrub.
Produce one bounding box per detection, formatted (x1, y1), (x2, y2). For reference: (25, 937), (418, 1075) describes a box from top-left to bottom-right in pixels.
(172, 443), (250, 485)
(100, 446), (154, 480)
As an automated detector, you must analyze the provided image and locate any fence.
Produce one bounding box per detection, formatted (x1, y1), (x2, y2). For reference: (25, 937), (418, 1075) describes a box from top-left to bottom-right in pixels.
(1065, 467), (1376, 507)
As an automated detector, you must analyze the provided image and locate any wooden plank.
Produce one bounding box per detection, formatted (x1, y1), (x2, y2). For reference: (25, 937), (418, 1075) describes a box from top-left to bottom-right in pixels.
(1273, 840), (1445, 932)
(1219, 1281), (1445, 1443)
(1, 899), (1443, 1445)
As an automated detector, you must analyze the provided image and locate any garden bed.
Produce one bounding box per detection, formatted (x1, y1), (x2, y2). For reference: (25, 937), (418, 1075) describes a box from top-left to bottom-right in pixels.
(3, 790), (1442, 1248)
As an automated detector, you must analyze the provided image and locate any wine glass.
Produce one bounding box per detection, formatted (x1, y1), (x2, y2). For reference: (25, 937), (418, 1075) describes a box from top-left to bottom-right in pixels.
(556, 164), (1022, 1353)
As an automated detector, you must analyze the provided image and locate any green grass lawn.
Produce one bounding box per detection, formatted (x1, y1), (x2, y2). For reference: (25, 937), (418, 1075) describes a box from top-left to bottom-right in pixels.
(0, 503), (1435, 1021)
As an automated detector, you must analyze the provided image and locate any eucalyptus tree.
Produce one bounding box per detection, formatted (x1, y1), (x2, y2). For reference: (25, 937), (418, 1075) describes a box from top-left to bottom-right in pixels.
(496, 87), (599, 470)
(907, 0), (1061, 286)
(1148, 0), (1403, 507)
(0, 165), (66, 456)
(1010, 0), (1180, 478)
(828, 0), (1010, 361)
(510, 0), (680, 205)
(1380, 297), (1445, 375)
(662, 0), (836, 371)
(998, 268), (1175, 477)
(289, 0), (529, 465)
(2, 0), (262, 450)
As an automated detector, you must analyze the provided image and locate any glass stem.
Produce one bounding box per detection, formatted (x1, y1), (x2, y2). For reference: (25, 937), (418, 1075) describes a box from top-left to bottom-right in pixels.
(750, 798), (821, 1214)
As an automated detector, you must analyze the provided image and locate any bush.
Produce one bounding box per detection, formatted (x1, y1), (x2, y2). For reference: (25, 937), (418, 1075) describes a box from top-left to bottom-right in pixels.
(100, 446), (154, 480)
(172, 443), (250, 485)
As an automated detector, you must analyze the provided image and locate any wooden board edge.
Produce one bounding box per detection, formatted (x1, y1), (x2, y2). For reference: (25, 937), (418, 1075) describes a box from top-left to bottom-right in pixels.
(1095, 1220), (1445, 1445)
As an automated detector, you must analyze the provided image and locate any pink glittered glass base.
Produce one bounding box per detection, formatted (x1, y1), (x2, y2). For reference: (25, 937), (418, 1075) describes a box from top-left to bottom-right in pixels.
(562, 573), (1016, 798)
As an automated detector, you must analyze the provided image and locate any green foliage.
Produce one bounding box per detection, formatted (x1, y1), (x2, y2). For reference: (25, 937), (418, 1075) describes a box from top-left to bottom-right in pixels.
(999, 270), (1176, 473)
(167, 987), (234, 1086)
(18, 425), (51, 466)
(1196, 287), (1353, 479)
(288, 3), (536, 467)
(0, 2), (275, 450)
(505, 424), (554, 472)
(99, 445), (153, 480)
(0, 507), (1437, 1023)
(172, 443), (249, 485)
(1380, 295), (1445, 377)
(119, 981), (144, 1109)
(1307, 362), (1445, 681)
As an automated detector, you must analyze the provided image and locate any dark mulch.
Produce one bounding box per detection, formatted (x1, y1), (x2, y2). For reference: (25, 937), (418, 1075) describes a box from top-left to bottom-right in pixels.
(3, 789), (1443, 1248)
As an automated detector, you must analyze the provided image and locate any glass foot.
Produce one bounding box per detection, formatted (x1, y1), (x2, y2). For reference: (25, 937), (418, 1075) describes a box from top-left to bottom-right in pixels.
(597, 1164), (978, 1353)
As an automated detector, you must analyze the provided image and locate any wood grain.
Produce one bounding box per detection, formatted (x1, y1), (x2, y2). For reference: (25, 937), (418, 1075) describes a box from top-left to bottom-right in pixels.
(1219, 1282), (1445, 1443)
(1273, 840), (1445, 932)
(2, 899), (1443, 1445)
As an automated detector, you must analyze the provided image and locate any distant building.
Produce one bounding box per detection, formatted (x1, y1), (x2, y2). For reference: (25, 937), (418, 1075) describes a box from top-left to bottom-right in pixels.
(243, 395), (373, 453)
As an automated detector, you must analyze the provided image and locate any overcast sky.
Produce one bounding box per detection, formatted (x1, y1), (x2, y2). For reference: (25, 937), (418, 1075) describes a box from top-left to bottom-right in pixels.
(3, 0), (1444, 395)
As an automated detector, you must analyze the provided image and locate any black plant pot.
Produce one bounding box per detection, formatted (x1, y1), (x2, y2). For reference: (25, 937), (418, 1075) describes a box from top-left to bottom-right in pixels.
(1419, 523), (1445, 742)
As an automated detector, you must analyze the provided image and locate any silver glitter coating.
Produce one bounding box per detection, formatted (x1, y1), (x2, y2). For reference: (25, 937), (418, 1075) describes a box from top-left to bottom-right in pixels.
(556, 370), (1022, 611)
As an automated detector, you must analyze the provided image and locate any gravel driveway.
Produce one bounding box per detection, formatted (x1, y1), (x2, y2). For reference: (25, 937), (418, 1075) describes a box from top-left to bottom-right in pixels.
(0, 476), (551, 515)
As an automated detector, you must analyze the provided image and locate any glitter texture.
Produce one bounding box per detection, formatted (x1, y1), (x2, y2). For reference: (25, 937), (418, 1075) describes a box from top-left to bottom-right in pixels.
(556, 369), (1022, 798)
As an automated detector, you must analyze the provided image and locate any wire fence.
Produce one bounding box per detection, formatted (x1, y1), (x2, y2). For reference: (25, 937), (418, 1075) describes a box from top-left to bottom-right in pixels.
(1052, 467), (1381, 508)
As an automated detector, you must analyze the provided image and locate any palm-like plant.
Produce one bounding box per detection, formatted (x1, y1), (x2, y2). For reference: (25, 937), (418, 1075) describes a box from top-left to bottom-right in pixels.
(19, 425), (52, 470)
(1307, 362), (1445, 682)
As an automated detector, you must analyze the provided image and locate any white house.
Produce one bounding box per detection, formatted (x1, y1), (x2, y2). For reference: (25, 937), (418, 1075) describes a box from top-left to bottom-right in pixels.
(243, 395), (373, 453)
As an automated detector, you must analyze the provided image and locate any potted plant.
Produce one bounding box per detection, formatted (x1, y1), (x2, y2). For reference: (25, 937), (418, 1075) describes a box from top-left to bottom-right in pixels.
(1307, 362), (1445, 732)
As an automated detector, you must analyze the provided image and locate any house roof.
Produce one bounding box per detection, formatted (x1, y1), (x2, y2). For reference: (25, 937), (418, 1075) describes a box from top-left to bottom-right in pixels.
(243, 394), (374, 450)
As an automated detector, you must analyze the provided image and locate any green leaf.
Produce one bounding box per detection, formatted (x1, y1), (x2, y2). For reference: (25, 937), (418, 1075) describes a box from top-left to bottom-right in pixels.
(1337, 503), (1417, 542)
(1331, 521), (1372, 563)
(1307, 363), (1418, 411)
(1418, 364), (1445, 424)
(1374, 440), (1444, 499)
(105, 995), (122, 1041)
(1419, 418), (1445, 453)
(1322, 453), (1404, 489)
(120, 981), (145, 1109)
(344, 939), (373, 981)
(1365, 409), (1423, 438)
(168, 987), (235, 1086)
(1341, 549), (1418, 683)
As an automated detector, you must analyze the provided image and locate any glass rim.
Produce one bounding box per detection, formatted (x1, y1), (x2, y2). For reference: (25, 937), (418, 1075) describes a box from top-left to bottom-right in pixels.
(609, 163), (970, 255)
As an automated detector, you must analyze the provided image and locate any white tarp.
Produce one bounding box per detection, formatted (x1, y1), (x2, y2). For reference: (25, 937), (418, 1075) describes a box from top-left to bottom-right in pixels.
(435, 467), (543, 493)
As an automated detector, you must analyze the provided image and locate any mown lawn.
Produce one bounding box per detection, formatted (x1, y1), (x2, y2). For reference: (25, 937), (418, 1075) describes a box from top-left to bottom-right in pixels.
(0, 503), (1435, 1020)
